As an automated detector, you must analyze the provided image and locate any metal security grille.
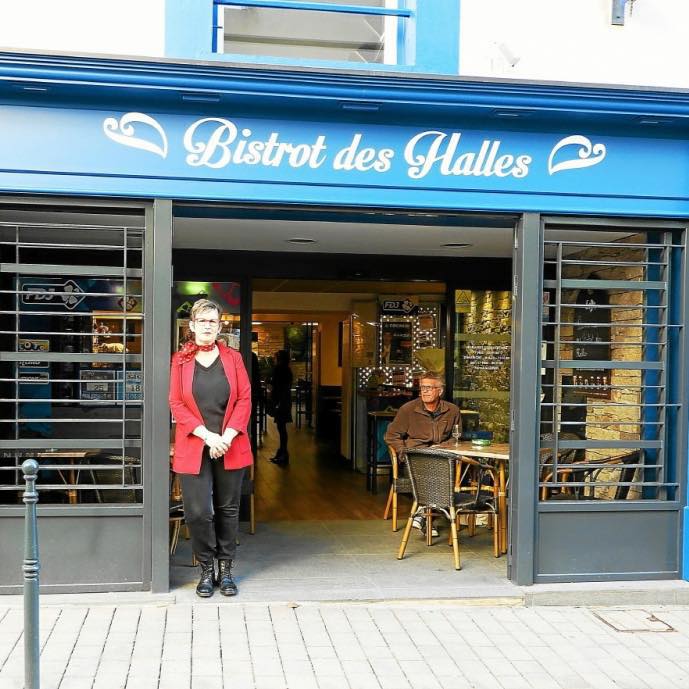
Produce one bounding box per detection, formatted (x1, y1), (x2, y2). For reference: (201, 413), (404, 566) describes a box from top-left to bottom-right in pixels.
(0, 217), (144, 505)
(539, 226), (684, 502)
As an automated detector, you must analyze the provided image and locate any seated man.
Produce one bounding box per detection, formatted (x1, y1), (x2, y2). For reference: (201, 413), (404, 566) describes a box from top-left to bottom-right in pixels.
(385, 371), (461, 536)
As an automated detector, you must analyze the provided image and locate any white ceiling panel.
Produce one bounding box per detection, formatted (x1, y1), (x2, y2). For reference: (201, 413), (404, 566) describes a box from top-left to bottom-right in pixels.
(173, 217), (515, 257)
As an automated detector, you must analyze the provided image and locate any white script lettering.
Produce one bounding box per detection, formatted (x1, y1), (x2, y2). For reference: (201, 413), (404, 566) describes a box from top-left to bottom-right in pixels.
(103, 113), (608, 184)
(404, 131), (532, 180)
(183, 119), (328, 169)
(333, 134), (394, 172)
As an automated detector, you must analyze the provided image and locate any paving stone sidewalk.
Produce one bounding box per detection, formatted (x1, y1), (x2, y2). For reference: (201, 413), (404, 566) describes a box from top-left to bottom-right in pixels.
(2, 602), (689, 689)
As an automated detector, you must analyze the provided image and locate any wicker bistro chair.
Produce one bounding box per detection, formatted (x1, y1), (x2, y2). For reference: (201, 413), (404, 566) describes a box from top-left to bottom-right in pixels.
(538, 432), (582, 500)
(382, 445), (413, 531)
(547, 451), (640, 501)
(169, 473), (185, 556)
(455, 454), (501, 558)
(397, 448), (464, 570)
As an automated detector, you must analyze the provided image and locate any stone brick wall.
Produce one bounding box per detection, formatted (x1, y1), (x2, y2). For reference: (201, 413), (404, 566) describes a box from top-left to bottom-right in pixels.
(455, 290), (511, 443)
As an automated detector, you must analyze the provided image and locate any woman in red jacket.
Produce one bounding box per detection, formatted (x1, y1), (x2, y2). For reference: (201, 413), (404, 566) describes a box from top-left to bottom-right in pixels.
(169, 299), (253, 598)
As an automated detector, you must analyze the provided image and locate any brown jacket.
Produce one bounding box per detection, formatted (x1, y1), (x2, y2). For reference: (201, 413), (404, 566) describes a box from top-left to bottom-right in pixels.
(384, 398), (461, 456)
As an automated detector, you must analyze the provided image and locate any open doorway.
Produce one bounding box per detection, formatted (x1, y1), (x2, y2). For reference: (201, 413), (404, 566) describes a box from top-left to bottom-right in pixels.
(251, 277), (450, 521)
(170, 207), (518, 600)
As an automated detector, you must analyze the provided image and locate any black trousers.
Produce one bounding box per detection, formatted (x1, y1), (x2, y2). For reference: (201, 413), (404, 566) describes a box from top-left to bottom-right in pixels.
(179, 450), (245, 563)
(276, 419), (289, 455)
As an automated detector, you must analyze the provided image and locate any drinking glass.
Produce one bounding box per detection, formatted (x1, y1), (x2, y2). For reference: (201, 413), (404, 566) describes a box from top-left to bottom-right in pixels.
(451, 424), (461, 445)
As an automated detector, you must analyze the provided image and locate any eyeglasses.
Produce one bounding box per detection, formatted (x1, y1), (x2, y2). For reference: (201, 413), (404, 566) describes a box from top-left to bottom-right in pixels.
(419, 385), (441, 392)
(194, 318), (219, 327)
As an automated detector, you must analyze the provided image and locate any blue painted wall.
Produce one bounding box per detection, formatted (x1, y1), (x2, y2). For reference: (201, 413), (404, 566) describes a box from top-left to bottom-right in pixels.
(166, 0), (214, 59)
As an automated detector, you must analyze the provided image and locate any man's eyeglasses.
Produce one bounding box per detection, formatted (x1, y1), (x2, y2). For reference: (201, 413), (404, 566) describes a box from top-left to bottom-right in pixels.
(194, 318), (219, 327)
(419, 385), (441, 392)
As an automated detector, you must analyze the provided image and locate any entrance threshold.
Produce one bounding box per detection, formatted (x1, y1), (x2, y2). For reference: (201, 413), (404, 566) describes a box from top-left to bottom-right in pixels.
(169, 519), (689, 607)
(170, 519), (518, 604)
(5, 580), (689, 609)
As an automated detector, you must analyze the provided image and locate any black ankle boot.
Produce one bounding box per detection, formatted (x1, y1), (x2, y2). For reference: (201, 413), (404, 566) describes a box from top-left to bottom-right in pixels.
(196, 560), (216, 598)
(218, 559), (238, 596)
(270, 451), (289, 465)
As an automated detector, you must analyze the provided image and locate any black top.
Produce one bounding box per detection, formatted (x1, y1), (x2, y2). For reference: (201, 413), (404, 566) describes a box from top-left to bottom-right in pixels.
(192, 356), (230, 435)
(269, 364), (293, 423)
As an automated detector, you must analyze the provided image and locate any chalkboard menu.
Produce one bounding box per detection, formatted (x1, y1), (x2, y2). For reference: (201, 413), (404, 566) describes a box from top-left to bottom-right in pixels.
(572, 286), (611, 399)
(458, 336), (511, 391)
(380, 319), (413, 366)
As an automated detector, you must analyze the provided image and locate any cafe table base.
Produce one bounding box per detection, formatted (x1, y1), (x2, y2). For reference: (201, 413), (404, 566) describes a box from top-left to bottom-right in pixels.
(433, 440), (509, 556)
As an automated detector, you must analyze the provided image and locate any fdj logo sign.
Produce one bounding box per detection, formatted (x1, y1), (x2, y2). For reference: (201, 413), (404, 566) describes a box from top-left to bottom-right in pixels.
(381, 299), (418, 316)
(21, 279), (86, 310)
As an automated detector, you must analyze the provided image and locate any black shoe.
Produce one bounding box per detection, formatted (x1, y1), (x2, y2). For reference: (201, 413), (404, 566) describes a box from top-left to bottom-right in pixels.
(218, 559), (238, 596)
(195, 560), (216, 598)
(270, 453), (289, 466)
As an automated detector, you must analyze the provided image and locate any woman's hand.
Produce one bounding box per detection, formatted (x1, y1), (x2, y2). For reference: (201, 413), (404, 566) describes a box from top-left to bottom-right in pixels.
(221, 427), (238, 448)
(205, 432), (229, 459)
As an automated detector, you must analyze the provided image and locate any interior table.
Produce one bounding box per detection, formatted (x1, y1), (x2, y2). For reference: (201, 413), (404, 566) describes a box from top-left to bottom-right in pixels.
(367, 410), (397, 493)
(35, 450), (100, 504)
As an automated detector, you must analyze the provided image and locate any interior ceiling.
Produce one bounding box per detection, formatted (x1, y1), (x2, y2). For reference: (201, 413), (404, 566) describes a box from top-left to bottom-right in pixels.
(173, 217), (515, 258)
(0, 208), (640, 260)
(253, 278), (445, 294)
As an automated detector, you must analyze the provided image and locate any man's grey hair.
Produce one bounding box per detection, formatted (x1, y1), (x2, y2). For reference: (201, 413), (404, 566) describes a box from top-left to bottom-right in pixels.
(419, 371), (444, 386)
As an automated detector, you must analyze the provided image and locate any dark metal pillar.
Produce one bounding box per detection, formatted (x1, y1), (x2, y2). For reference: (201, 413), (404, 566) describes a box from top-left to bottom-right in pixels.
(509, 213), (542, 585)
(145, 200), (173, 593)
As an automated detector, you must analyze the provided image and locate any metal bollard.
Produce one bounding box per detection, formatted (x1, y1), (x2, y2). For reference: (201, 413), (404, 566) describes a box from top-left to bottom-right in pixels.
(22, 459), (40, 689)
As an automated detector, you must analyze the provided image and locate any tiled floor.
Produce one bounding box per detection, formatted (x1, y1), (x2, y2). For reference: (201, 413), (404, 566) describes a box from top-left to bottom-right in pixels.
(171, 519), (515, 603)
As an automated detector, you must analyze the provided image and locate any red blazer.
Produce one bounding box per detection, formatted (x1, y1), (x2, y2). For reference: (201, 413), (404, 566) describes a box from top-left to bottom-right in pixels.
(169, 342), (253, 474)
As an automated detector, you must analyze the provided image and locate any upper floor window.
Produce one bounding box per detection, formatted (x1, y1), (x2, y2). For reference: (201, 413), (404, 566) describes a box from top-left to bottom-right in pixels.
(166, 0), (459, 75)
(215, 0), (410, 66)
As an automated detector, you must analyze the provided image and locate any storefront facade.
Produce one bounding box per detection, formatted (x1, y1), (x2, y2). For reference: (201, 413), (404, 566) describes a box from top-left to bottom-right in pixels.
(0, 51), (688, 593)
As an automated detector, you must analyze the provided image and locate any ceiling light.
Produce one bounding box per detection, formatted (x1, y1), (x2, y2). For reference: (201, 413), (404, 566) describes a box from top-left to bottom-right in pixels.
(286, 237), (317, 244)
(340, 102), (381, 112)
(182, 93), (221, 103)
(442, 243), (472, 248)
(491, 109), (534, 119)
(636, 117), (675, 126)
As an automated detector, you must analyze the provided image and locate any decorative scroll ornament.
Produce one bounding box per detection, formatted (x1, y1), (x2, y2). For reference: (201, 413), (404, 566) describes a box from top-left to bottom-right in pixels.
(547, 135), (606, 175)
(103, 112), (168, 159)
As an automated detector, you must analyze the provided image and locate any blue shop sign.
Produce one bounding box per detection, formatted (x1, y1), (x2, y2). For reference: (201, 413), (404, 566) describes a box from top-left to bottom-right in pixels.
(1, 105), (688, 211)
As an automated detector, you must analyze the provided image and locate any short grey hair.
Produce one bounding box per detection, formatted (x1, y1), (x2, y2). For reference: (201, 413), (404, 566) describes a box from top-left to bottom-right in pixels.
(190, 298), (222, 321)
(419, 371), (444, 387)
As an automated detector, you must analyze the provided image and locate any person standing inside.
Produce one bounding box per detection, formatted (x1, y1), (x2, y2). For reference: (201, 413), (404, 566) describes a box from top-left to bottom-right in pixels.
(269, 349), (293, 466)
(169, 299), (253, 598)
